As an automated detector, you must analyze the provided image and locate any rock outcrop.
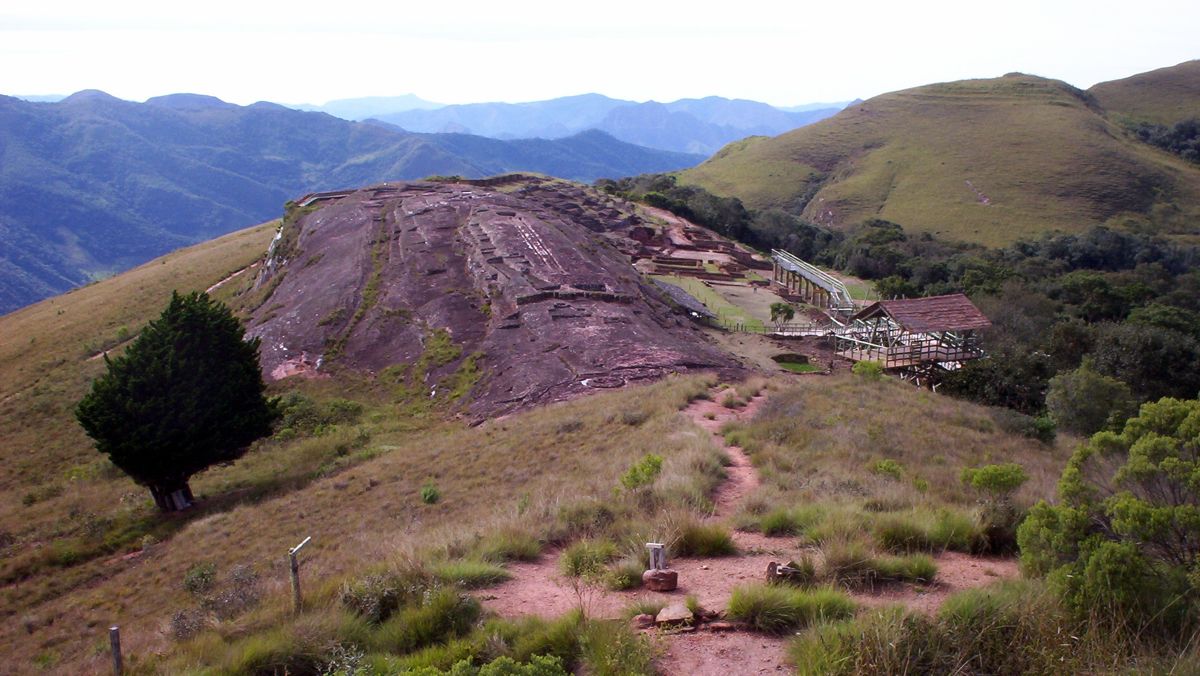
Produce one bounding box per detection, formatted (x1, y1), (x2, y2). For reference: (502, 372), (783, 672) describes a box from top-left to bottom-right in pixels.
(247, 176), (741, 418)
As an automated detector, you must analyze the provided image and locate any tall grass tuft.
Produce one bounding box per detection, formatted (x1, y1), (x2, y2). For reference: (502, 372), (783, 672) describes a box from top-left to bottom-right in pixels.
(727, 584), (856, 634)
(674, 522), (738, 557)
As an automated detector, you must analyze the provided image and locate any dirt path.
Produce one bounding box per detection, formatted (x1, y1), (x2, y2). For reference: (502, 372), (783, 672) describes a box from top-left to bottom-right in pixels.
(477, 383), (1020, 672)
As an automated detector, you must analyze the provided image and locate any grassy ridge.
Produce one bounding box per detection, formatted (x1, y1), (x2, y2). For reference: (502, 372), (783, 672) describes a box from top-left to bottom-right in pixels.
(1089, 59), (1200, 125)
(682, 73), (1200, 247)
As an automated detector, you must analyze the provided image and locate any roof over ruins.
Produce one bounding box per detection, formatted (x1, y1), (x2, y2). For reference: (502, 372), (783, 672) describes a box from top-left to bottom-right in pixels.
(852, 293), (991, 332)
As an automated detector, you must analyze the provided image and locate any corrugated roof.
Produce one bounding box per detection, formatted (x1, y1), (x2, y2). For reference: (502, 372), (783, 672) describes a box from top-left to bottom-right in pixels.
(853, 293), (991, 332)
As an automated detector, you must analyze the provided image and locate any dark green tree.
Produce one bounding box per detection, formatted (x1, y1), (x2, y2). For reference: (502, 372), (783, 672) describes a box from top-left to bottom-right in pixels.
(76, 291), (277, 511)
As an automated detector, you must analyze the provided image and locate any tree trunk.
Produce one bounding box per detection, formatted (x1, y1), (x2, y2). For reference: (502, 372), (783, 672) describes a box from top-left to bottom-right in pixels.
(148, 479), (194, 512)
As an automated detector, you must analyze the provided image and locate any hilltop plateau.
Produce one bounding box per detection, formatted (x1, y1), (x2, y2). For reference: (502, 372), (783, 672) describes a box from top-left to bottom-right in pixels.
(245, 176), (741, 417)
(681, 72), (1200, 247)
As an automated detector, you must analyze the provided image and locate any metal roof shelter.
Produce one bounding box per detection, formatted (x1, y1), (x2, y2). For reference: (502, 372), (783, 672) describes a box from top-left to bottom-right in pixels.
(835, 294), (990, 377)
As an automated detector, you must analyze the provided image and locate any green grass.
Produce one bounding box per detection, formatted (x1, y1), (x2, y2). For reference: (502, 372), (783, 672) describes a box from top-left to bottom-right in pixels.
(778, 361), (824, 373)
(682, 73), (1200, 246)
(673, 522), (738, 557)
(430, 559), (511, 589)
(1090, 60), (1200, 125)
(727, 584), (856, 634)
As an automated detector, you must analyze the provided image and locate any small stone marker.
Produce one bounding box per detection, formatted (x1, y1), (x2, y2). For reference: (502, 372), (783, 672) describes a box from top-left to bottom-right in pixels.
(643, 542), (678, 591)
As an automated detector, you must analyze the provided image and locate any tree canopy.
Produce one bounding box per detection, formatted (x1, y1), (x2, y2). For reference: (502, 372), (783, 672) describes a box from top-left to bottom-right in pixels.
(1018, 397), (1200, 633)
(76, 291), (277, 510)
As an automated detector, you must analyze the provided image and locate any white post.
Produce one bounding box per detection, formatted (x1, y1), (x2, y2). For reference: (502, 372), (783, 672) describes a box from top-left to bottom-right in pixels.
(646, 542), (666, 570)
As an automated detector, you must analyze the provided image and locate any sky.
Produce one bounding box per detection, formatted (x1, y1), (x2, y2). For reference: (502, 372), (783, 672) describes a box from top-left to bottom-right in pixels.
(1, 0), (1197, 107)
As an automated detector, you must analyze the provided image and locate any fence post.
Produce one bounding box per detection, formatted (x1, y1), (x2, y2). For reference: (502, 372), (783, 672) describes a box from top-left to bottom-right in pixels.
(289, 536), (312, 616)
(109, 626), (122, 676)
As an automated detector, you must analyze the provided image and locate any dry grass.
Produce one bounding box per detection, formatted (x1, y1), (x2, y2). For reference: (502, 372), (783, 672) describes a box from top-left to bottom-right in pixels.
(725, 374), (1072, 510)
(0, 364), (725, 671)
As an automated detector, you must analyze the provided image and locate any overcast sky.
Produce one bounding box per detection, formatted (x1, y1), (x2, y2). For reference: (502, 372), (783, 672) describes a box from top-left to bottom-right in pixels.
(2, 0), (1196, 107)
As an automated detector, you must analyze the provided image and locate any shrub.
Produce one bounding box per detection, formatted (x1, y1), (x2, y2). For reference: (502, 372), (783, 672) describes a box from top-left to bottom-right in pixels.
(851, 360), (884, 381)
(961, 463), (1028, 499)
(510, 612), (585, 666)
(674, 523), (737, 557)
(870, 459), (904, 480)
(420, 482), (441, 505)
(183, 561), (216, 596)
(560, 540), (618, 579)
(340, 565), (432, 624)
(619, 453), (664, 490)
(1017, 397), (1200, 633)
(727, 584), (856, 634)
(1045, 358), (1137, 436)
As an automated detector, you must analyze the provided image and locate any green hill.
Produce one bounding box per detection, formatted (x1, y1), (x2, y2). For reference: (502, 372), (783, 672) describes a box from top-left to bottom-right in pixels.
(1089, 60), (1200, 125)
(681, 73), (1200, 247)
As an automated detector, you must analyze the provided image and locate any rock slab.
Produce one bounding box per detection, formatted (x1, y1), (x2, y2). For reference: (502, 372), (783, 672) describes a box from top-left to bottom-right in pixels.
(655, 603), (694, 627)
(643, 568), (679, 592)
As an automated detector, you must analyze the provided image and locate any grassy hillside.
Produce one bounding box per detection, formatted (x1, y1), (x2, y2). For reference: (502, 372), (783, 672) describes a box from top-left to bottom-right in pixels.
(681, 73), (1200, 247)
(1090, 60), (1200, 125)
(0, 213), (1105, 672)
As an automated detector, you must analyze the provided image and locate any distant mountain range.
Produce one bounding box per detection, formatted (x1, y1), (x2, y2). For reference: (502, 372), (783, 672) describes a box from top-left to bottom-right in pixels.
(682, 62), (1200, 247)
(366, 94), (846, 154)
(0, 91), (702, 313)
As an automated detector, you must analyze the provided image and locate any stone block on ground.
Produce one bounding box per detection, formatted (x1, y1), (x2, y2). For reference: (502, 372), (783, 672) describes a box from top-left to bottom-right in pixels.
(642, 568), (678, 591)
(655, 603), (694, 627)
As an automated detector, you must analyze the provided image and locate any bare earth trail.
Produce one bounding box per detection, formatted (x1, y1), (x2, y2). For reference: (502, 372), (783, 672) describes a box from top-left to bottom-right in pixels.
(478, 383), (1019, 674)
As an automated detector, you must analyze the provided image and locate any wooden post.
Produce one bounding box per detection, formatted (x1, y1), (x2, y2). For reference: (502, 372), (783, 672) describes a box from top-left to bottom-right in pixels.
(289, 536), (311, 616)
(109, 626), (123, 676)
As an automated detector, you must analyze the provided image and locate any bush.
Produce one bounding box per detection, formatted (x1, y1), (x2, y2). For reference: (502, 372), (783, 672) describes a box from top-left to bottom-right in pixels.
(340, 565), (433, 624)
(1017, 396), (1200, 633)
(851, 361), (884, 381)
(183, 561), (216, 596)
(727, 584), (855, 634)
(560, 540), (619, 579)
(620, 453), (663, 490)
(870, 458), (904, 480)
(1046, 358), (1137, 436)
(674, 523), (737, 557)
(961, 463), (1028, 499)
(420, 482), (441, 505)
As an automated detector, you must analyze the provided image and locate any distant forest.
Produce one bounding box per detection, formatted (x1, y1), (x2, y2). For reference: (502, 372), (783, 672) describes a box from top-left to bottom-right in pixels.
(601, 174), (1200, 424)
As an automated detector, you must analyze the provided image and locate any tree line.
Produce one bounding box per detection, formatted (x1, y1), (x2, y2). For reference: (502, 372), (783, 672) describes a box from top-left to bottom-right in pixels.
(599, 174), (1200, 429)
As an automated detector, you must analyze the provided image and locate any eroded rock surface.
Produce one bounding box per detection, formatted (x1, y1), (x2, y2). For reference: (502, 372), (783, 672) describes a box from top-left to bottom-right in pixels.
(247, 176), (741, 418)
